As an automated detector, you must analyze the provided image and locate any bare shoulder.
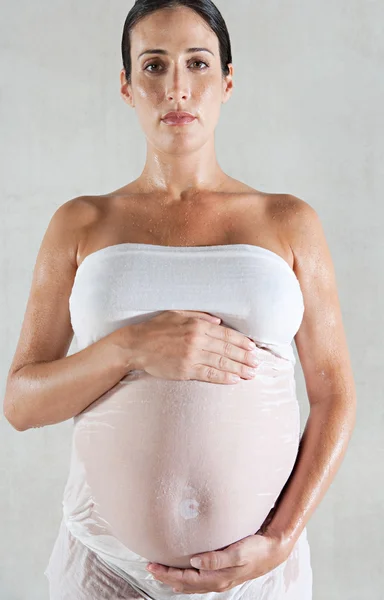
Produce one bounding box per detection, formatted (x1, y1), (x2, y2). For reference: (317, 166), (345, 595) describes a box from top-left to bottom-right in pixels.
(266, 192), (318, 226)
(266, 193), (324, 264)
(54, 194), (111, 264)
(51, 195), (101, 238)
(64, 194), (107, 221)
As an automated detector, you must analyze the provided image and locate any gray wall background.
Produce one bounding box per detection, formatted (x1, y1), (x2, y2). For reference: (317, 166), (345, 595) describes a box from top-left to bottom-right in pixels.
(1, 1), (382, 598)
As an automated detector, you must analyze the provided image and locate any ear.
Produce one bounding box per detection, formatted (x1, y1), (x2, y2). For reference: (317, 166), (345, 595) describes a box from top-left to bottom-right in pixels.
(222, 63), (234, 104)
(120, 68), (135, 108)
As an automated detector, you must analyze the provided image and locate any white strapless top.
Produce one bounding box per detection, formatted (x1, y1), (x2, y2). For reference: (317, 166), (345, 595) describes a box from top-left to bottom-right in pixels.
(69, 242), (304, 365)
(62, 242), (310, 598)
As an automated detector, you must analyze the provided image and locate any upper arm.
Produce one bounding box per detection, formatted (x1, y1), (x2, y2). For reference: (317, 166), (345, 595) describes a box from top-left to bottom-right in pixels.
(5, 198), (84, 388)
(282, 196), (356, 407)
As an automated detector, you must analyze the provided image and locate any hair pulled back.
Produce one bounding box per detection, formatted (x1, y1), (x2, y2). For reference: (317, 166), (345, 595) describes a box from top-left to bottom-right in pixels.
(121, 0), (232, 84)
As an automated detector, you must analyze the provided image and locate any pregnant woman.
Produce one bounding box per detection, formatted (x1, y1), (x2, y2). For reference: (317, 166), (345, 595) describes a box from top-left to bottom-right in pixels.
(4, 1), (356, 599)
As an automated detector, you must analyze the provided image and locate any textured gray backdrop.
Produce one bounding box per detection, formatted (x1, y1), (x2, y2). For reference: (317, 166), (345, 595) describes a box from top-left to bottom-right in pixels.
(1, 1), (382, 598)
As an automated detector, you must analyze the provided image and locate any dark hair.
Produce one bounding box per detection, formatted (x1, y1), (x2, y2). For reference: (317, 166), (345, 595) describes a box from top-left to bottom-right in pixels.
(121, 0), (232, 84)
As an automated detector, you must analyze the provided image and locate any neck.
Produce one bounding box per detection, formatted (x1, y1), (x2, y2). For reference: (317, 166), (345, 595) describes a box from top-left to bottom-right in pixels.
(136, 137), (227, 201)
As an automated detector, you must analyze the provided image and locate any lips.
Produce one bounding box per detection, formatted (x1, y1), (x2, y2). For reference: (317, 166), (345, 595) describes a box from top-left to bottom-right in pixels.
(162, 111), (196, 124)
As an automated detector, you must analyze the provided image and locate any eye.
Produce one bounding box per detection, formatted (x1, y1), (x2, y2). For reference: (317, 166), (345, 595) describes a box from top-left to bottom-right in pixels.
(144, 60), (209, 73)
(144, 63), (162, 73)
(190, 60), (209, 70)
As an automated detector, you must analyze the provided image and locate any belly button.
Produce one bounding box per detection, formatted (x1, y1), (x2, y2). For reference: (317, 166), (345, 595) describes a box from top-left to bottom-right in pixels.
(179, 498), (200, 520)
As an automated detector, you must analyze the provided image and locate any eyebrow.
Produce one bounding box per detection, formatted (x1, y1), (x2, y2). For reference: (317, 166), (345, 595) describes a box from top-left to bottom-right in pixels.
(138, 47), (214, 60)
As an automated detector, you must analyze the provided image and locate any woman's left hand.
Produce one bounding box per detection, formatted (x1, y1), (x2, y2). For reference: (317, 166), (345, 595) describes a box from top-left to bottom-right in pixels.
(145, 532), (292, 594)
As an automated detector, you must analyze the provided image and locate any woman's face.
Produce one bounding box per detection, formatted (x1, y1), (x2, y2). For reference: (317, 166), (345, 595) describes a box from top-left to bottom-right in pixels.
(120, 6), (233, 152)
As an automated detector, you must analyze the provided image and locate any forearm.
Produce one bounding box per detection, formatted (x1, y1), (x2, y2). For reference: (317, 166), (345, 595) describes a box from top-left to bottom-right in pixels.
(262, 394), (356, 550)
(4, 325), (140, 431)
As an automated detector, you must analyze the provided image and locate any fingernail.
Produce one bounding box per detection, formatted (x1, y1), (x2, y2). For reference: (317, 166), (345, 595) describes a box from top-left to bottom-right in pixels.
(190, 558), (202, 568)
(247, 368), (258, 376)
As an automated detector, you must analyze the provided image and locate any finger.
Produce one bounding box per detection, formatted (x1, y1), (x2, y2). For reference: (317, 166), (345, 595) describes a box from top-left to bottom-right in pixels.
(207, 327), (256, 352)
(147, 564), (180, 577)
(148, 566), (198, 588)
(153, 567), (232, 594)
(190, 550), (234, 570)
(176, 568), (238, 594)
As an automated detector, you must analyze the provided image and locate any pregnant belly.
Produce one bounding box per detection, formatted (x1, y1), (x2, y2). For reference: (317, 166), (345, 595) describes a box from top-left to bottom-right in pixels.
(64, 349), (300, 568)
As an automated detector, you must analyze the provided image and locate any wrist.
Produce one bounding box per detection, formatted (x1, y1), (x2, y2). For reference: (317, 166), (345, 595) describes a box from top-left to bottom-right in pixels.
(111, 323), (144, 372)
(260, 522), (297, 558)
(256, 506), (296, 557)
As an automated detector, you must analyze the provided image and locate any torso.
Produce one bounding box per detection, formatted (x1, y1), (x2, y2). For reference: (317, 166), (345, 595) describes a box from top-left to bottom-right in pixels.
(63, 178), (302, 568)
(75, 178), (295, 271)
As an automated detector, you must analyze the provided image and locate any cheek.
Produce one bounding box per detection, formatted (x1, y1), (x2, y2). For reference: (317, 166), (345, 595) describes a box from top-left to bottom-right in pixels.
(135, 83), (158, 102)
(196, 79), (222, 104)
(130, 72), (162, 103)
(196, 88), (222, 123)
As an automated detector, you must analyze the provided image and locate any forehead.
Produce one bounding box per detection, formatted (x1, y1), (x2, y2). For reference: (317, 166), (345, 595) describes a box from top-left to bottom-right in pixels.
(131, 6), (217, 53)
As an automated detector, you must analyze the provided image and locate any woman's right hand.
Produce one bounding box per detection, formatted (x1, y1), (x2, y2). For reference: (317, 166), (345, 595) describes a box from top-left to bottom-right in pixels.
(132, 310), (261, 384)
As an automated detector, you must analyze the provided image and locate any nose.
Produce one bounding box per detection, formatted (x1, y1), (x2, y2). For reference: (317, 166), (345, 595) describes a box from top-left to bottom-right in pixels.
(165, 66), (191, 102)
(167, 89), (189, 102)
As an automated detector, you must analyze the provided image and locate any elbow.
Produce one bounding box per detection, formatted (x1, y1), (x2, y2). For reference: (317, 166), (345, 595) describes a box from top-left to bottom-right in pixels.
(3, 371), (31, 431)
(3, 398), (30, 432)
